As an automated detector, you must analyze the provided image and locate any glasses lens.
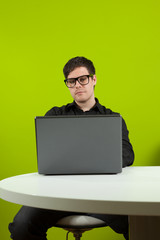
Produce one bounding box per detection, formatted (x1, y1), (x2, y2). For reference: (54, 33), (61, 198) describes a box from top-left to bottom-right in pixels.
(66, 79), (76, 88)
(78, 75), (89, 85)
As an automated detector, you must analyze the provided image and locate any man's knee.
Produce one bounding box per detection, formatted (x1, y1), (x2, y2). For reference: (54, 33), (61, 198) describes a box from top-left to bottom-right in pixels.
(8, 206), (47, 240)
(8, 218), (36, 240)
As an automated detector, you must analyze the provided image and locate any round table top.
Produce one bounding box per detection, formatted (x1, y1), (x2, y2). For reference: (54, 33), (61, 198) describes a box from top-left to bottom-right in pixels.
(0, 166), (160, 216)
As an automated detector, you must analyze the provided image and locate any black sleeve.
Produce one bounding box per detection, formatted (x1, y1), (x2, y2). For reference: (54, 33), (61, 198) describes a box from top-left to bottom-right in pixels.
(44, 107), (62, 116)
(122, 118), (134, 167)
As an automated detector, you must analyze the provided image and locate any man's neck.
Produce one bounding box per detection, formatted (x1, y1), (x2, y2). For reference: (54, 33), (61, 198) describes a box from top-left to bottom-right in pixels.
(75, 98), (96, 112)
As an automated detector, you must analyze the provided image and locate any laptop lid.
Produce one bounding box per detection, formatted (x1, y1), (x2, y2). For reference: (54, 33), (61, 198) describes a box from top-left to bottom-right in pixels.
(35, 115), (122, 175)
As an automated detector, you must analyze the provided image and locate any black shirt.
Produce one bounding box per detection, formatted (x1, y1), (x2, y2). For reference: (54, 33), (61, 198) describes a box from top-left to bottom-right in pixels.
(45, 98), (134, 167)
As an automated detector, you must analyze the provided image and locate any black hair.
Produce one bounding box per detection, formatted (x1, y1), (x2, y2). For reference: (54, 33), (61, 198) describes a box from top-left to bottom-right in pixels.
(63, 56), (95, 78)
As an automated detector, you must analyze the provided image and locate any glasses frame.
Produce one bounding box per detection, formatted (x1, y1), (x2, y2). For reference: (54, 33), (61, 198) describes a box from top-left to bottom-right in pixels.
(64, 74), (93, 88)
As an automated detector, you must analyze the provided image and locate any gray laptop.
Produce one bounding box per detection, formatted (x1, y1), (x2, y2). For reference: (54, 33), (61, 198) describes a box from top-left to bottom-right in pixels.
(35, 115), (122, 175)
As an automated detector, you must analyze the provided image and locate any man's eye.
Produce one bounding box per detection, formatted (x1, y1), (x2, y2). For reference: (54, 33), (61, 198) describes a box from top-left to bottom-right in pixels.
(79, 77), (87, 82)
(68, 79), (75, 84)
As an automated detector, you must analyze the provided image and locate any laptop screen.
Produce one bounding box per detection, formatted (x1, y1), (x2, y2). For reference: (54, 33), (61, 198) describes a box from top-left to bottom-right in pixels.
(35, 115), (122, 175)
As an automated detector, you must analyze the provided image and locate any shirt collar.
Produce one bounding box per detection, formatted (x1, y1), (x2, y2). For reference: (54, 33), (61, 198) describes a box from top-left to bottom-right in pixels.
(66, 98), (104, 114)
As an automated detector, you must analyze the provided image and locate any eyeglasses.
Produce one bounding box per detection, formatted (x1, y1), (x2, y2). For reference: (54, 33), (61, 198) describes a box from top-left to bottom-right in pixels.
(64, 74), (93, 88)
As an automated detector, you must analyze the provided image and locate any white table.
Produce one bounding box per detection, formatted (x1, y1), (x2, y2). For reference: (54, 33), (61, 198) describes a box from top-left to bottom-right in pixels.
(0, 166), (160, 240)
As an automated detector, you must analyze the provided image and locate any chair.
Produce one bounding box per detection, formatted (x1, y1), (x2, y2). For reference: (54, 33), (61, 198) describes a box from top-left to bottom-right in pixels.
(55, 215), (107, 240)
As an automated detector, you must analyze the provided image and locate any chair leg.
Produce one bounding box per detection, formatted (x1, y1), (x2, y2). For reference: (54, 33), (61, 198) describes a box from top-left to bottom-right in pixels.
(64, 228), (92, 240)
(73, 232), (82, 240)
(65, 230), (82, 240)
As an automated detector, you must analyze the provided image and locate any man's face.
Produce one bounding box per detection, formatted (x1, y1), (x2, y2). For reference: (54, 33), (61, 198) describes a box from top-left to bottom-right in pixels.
(66, 67), (97, 105)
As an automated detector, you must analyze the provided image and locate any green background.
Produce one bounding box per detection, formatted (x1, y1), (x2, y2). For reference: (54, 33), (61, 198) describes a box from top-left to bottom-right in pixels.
(0, 0), (160, 239)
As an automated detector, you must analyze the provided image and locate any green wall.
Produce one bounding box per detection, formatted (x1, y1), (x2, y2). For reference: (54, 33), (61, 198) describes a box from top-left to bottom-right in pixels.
(0, 1), (160, 239)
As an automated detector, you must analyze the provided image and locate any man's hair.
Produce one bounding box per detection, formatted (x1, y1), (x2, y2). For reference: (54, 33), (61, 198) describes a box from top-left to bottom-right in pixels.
(63, 56), (96, 78)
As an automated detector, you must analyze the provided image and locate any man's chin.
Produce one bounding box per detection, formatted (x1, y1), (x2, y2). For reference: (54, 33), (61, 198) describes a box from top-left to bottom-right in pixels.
(75, 96), (87, 103)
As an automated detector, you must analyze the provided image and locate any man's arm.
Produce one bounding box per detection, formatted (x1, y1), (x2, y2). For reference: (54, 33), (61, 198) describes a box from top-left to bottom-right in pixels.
(122, 118), (134, 167)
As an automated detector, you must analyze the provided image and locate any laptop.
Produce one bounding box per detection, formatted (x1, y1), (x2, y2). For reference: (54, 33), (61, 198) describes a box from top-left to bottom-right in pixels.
(35, 115), (122, 175)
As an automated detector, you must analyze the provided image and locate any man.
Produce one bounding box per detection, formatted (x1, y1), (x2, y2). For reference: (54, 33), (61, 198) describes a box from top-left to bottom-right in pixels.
(9, 57), (134, 240)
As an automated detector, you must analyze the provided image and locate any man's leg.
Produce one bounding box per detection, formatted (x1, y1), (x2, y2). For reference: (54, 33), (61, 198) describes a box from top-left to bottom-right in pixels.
(9, 207), (128, 240)
(9, 206), (78, 240)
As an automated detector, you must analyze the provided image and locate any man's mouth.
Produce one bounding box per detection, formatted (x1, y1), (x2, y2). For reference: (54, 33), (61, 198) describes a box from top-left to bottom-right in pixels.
(75, 91), (84, 95)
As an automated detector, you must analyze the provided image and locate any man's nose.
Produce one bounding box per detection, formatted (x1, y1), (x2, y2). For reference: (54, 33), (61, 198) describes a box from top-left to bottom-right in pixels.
(75, 80), (81, 87)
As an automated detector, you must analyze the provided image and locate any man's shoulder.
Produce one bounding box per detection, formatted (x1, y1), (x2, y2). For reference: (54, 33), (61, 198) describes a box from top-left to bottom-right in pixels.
(45, 103), (72, 116)
(97, 100), (119, 115)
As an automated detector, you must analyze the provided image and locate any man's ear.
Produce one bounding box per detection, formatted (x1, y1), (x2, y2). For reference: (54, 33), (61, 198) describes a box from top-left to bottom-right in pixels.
(93, 75), (97, 86)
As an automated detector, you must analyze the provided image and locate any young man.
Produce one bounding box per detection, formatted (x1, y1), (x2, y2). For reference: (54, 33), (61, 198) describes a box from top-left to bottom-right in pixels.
(9, 57), (134, 240)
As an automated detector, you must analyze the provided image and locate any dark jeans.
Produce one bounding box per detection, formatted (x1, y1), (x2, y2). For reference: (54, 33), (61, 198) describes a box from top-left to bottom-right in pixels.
(9, 206), (129, 240)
